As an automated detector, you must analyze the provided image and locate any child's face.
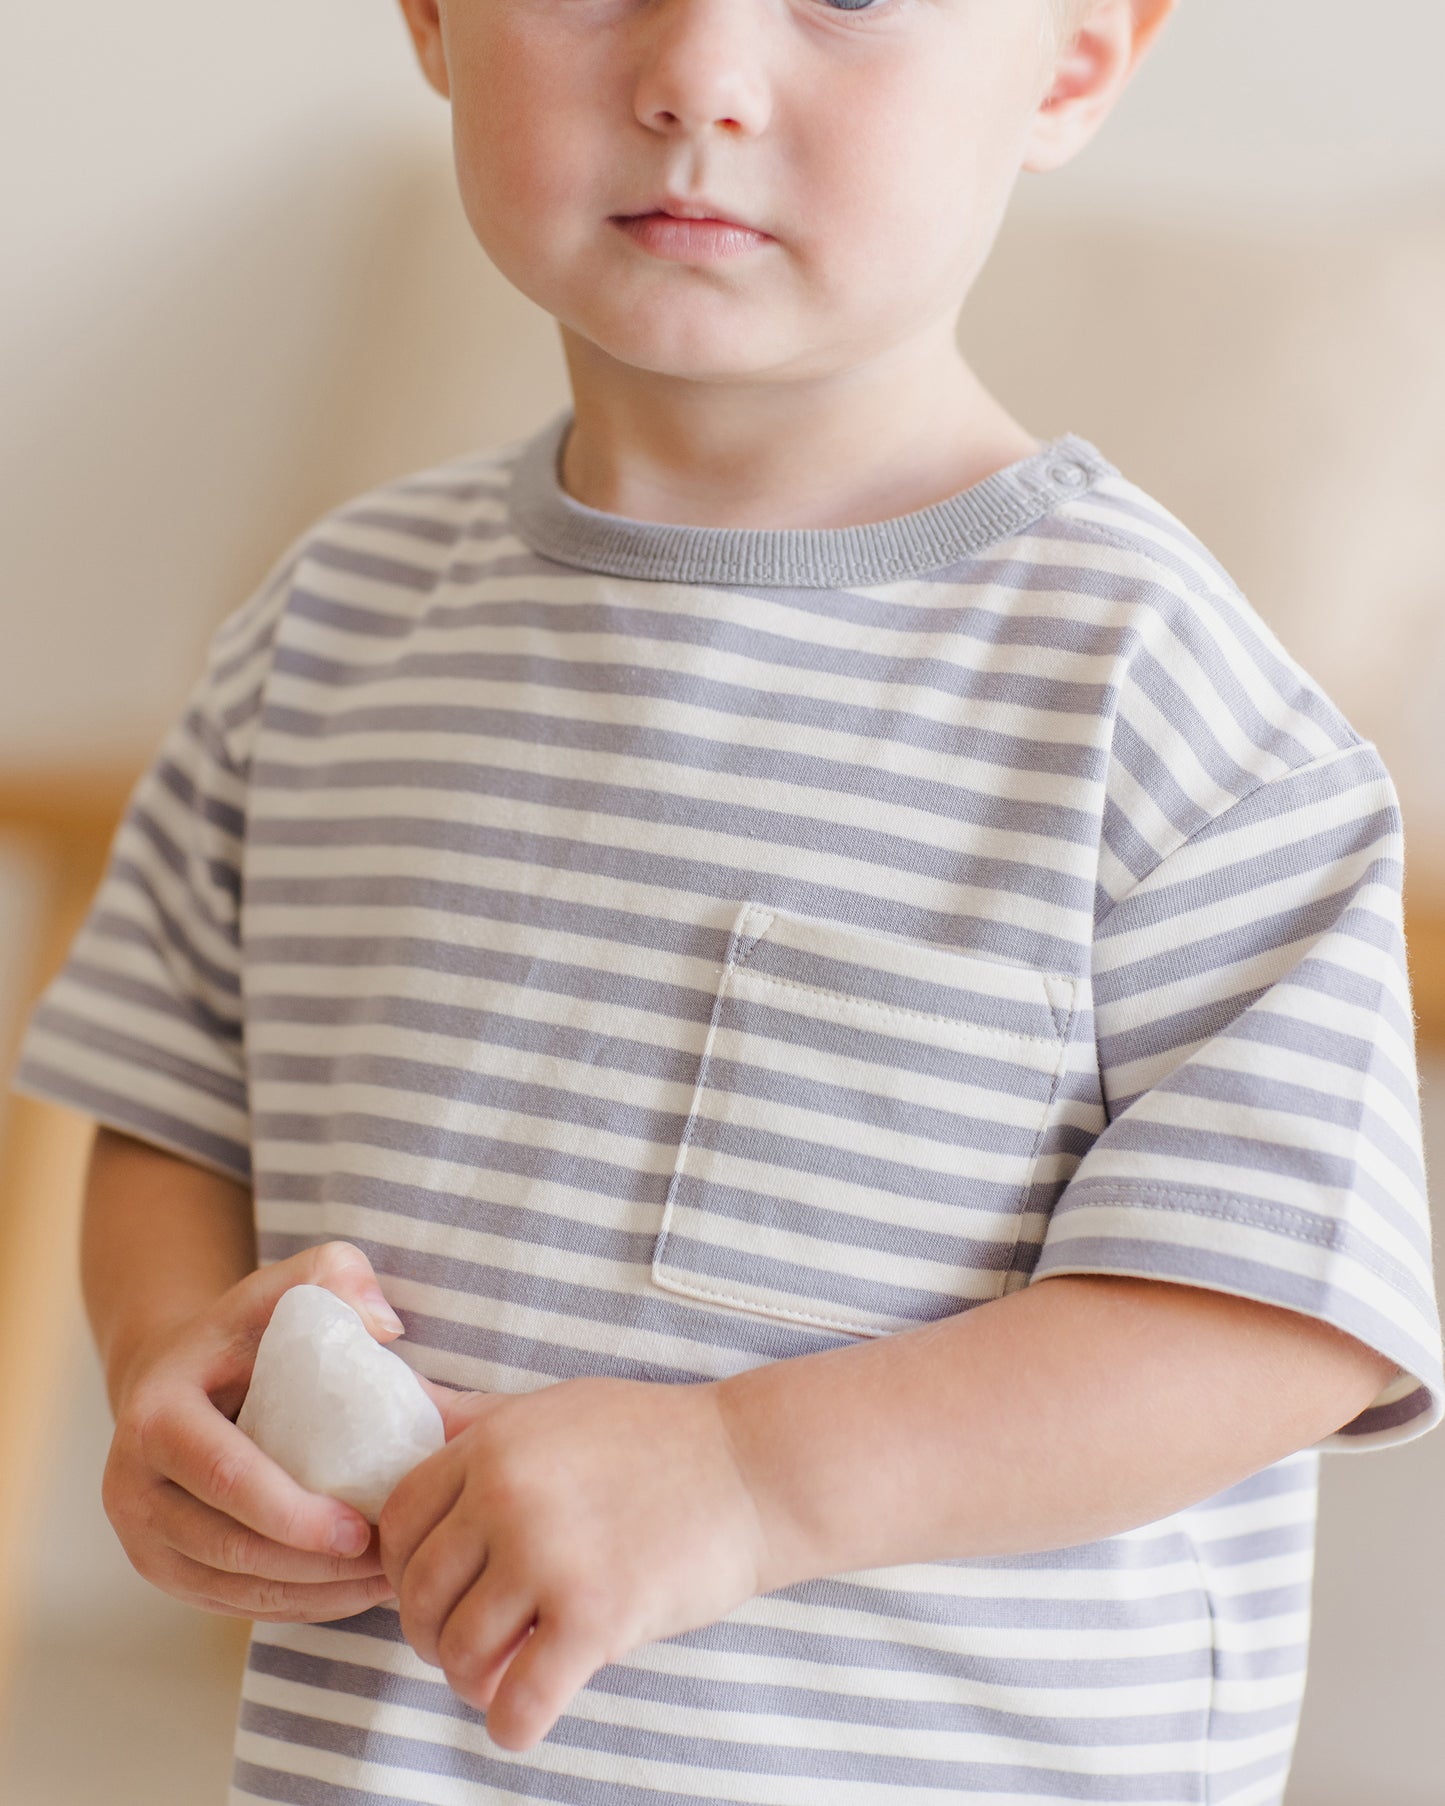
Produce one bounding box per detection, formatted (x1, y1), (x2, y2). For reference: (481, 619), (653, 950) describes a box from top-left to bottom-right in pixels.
(398, 0), (1132, 389)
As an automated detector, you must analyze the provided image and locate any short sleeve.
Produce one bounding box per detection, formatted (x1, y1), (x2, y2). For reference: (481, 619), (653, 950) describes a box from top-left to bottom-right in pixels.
(7, 552), (298, 1187)
(1031, 740), (1444, 1451)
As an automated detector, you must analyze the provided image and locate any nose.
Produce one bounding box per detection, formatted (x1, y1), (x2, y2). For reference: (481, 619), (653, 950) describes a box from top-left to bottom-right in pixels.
(632, 0), (772, 139)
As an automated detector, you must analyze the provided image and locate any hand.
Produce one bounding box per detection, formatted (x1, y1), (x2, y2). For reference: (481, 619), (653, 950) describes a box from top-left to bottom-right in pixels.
(378, 1374), (771, 1751)
(102, 1239), (450, 1623)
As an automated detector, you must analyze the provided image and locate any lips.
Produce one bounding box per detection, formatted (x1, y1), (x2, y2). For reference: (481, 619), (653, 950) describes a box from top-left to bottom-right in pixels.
(619, 197), (759, 232)
(613, 213), (773, 260)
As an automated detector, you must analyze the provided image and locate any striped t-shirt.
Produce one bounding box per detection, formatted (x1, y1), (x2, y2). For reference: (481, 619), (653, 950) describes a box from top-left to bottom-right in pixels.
(11, 406), (1442, 1806)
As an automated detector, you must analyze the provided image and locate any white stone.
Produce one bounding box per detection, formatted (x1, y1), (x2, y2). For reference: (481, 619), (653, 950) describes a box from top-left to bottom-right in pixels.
(236, 1283), (446, 1522)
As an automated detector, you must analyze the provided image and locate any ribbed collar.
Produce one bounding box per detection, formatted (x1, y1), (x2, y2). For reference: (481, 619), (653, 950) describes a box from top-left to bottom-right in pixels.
(507, 406), (1116, 589)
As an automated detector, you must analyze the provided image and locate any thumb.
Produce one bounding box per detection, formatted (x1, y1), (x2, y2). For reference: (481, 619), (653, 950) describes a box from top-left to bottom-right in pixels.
(219, 1240), (407, 1357)
(412, 1373), (467, 1417)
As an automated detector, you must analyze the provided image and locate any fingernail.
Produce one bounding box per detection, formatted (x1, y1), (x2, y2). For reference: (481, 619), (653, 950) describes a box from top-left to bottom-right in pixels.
(332, 1518), (371, 1556)
(365, 1292), (406, 1336)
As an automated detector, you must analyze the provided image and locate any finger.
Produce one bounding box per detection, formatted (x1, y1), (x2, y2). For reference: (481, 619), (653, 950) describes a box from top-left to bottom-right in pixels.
(412, 1374), (466, 1416)
(481, 1610), (602, 1752)
(209, 1240), (407, 1380)
(440, 1388), (503, 1442)
(436, 1573), (537, 1710)
(145, 1386), (374, 1557)
(379, 1458), (466, 1597)
(151, 1479), (387, 1583)
(159, 1543), (397, 1624)
(397, 1517), (490, 1668)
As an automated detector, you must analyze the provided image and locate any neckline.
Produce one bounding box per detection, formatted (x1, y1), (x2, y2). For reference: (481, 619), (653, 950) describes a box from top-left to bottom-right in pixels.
(506, 406), (1116, 589)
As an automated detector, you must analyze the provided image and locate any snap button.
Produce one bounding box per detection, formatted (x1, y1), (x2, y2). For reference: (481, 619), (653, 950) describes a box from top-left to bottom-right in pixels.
(1049, 461), (1089, 488)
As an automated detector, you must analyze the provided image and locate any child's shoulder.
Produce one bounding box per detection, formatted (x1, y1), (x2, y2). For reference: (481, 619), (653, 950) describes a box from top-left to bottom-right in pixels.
(193, 434), (532, 769)
(301, 430), (535, 575)
(1033, 444), (1368, 768)
(1035, 449), (1301, 672)
(326, 431), (532, 531)
(256, 429), (535, 607)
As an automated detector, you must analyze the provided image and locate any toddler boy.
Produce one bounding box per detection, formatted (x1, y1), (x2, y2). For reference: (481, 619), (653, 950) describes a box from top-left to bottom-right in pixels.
(11, 1), (1442, 1801)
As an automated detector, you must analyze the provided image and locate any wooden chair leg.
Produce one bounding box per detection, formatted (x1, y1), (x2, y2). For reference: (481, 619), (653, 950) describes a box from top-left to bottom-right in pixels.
(0, 842), (112, 1708)
(1404, 896), (1445, 1049)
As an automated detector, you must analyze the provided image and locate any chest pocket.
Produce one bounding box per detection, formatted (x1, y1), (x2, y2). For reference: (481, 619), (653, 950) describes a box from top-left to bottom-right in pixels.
(652, 901), (1079, 1338)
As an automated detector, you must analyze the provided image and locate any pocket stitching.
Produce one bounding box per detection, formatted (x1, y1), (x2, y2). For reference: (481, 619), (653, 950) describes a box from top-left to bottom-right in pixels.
(762, 902), (1076, 1034)
(652, 909), (754, 1301)
(650, 1264), (890, 1339)
(994, 984), (1081, 1294)
(740, 967), (1066, 1048)
(652, 901), (1077, 1336)
(652, 903), (927, 1337)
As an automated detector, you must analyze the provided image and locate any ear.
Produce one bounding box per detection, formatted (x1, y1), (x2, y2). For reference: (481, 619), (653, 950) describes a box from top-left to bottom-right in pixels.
(1021, 0), (1176, 176)
(394, 0), (451, 101)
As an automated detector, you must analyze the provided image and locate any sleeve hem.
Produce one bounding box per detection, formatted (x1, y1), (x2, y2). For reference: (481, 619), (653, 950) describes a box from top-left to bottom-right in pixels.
(1028, 1189), (1444, 1453)
(1051, 1176), (1431, 1299)
(8, 1063), (253, 1190)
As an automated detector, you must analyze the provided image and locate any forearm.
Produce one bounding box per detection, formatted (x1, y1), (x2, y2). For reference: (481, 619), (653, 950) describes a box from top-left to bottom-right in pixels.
(82, 1125), (257, 1416)
(712, 1273), (1397, 1593)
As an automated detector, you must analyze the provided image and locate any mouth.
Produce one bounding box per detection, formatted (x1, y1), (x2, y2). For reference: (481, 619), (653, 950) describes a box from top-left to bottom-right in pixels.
(610, 211), (774, 261)
(615, 197), (764, 233)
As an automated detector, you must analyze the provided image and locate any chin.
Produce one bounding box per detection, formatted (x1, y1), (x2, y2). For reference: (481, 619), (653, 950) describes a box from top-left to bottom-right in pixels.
(568, 299), (796, 383)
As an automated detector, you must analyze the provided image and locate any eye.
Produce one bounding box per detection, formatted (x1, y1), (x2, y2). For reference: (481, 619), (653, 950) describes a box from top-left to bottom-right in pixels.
(818, 0), (890, 11)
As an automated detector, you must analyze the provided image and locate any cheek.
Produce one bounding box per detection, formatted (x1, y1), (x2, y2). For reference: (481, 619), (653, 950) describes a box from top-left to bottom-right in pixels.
(874, 66), (1038, 284)
(447, 21), (598, 264)
(802, 83), (981, 289)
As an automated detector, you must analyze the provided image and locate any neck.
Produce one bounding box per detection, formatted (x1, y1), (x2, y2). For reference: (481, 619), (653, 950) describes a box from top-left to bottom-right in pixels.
(555, 325), (1041, 533)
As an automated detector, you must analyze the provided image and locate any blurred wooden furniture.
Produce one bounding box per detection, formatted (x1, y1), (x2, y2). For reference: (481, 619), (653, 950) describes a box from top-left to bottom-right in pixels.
(1408, 906), (1445, 1044)
(0, 765), (139, 1704)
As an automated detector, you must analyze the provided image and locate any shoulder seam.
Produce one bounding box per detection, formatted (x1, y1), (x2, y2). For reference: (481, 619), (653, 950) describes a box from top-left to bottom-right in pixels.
(1098, 737), (1382, 933)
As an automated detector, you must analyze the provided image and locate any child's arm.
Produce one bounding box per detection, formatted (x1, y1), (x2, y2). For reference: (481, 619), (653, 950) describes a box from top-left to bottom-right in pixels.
(712, 1272), (1398, 1594)
(80, 1132), (420, 1620)
(374, 1271), (1398, 1753)
(82, 1126), (259, 1415)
